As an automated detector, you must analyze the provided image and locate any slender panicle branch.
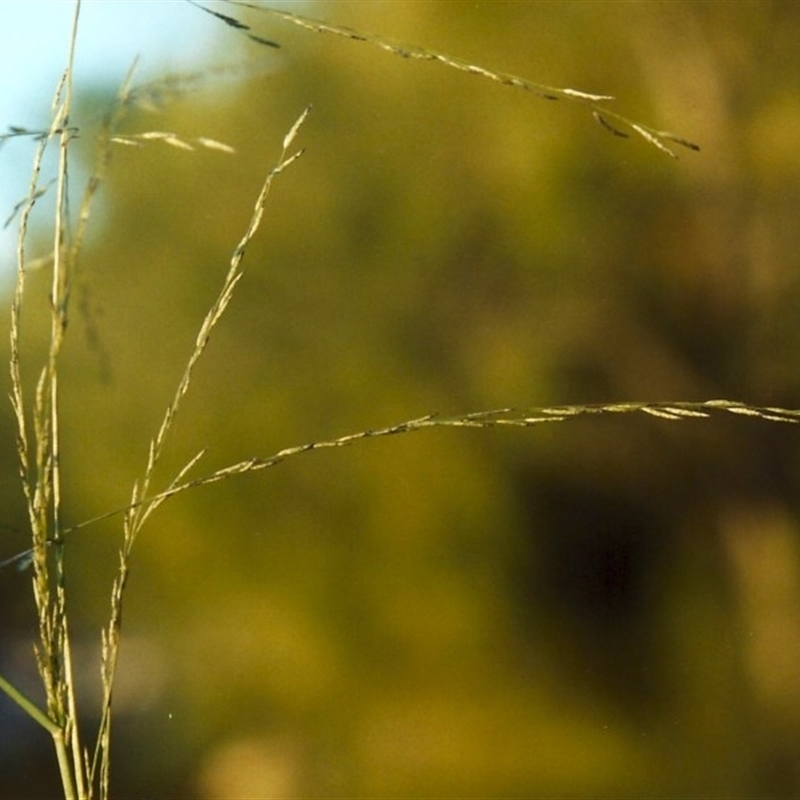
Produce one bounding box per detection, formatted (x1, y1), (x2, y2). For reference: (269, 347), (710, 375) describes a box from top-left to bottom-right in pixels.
(89, 106), (310, 799)
(201, 0), (699, 157)
(3, 397), (798, 578)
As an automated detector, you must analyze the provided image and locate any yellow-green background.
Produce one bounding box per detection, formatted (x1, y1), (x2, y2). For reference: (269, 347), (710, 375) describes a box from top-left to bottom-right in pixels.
(3, 1), (800, 797)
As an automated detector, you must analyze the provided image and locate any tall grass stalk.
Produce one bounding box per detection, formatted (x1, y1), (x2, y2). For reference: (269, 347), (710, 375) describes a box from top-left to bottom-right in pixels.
(2, 2), (309, 795)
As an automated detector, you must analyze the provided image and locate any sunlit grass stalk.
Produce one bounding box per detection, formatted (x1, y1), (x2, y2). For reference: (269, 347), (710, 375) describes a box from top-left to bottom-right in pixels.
(46, 4), (88, 791)
(88, 104), (310, 799)
(4, 3), (87, 797)
(1, 11), (296, 793)
(12, 398), (794, 558)
(212, 0), (700, 157)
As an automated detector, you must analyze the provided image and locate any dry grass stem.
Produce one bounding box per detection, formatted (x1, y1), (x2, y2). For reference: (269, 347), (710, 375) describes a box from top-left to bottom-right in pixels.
(87, 105), (309, 800)
(3, 398), (794, 575)
(211, 0), (700, 157)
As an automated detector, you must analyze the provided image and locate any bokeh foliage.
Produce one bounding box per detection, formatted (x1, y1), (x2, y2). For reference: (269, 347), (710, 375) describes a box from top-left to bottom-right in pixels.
(4, 1), (800, 797)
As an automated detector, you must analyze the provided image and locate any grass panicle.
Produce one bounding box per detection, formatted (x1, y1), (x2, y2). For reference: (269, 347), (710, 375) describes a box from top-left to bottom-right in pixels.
(205, 0), (700, 158)
(5, 5), (85, 798)
(0, 0), (302, 794)
(3, 398), (798, 581)
(88, 103), (309, 800)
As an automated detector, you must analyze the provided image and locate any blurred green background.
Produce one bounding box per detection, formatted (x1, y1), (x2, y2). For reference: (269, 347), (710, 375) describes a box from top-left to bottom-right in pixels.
(3, 1), (800, 797)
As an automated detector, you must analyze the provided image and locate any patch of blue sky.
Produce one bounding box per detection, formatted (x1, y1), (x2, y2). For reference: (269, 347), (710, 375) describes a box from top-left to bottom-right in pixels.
(0, 0), (290, 280)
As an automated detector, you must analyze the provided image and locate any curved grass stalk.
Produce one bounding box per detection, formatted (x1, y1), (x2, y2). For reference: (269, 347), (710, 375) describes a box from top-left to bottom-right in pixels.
(89, 105), (310, 800)
(114, 398), (800, 502)
(209, 0), (700, 158)
(2, 397), (795, 574)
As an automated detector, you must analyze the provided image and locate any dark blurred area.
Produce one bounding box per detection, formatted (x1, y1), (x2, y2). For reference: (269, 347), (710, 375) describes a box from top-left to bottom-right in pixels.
(3, 1), (800, 797)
